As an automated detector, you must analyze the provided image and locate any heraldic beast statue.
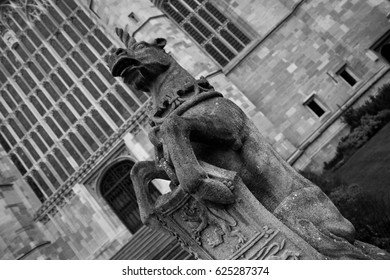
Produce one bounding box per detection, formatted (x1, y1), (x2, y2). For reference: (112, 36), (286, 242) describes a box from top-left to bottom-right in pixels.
(107, 27), (389, 260)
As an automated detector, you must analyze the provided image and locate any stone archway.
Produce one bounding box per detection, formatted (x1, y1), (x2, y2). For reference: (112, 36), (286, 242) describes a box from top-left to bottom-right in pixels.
(98, 158), (160, 234)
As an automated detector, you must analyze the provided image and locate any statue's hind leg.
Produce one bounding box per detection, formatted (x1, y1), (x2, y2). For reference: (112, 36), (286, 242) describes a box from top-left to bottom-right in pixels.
(160, 113), (245, 205)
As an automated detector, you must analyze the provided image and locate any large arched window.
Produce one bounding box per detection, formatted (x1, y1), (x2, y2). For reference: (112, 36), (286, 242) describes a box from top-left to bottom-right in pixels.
(99, 159), (161, 234)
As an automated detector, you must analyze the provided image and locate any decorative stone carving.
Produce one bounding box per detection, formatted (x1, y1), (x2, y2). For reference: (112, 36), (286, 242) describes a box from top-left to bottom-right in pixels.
(140, 162), (322, 260)
(107, 28), (390, 259)
(1, 29), (17, 48)
(0, 0), (49, 27)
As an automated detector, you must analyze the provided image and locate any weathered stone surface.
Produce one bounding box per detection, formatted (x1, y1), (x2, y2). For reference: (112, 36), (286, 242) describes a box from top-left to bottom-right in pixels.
(108, 28), (390, 259)
(139, 162), (324, 260)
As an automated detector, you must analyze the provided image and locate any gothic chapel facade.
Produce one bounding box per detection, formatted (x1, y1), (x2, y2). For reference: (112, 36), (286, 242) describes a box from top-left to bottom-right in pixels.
(1, 0), (390, 259)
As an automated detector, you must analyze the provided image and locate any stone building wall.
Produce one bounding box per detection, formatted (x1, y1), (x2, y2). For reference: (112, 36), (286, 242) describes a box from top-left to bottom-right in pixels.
(223, 0), (390, 169)
(0, 0), (156, 259)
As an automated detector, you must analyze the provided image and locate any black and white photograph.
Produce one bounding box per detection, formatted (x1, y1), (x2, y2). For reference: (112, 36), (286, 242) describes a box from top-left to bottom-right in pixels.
(1, 1), (390, 277)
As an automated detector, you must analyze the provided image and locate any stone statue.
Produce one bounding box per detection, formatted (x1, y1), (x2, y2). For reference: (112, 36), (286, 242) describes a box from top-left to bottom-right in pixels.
(107, 28), (389, 260)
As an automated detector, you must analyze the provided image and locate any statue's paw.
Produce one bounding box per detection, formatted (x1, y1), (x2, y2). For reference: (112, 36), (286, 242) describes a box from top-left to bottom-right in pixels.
(222, 180), (234, 191)
(198, 178), (235, 205)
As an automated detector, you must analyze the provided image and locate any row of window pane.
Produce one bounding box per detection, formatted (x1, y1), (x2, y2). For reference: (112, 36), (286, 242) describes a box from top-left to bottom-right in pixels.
(163, 0), (251, 67)
(0, 1), (129, 204)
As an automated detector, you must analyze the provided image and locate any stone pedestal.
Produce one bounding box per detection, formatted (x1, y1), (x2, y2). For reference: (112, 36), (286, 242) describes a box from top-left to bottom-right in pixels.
(136, 162), (324, 260)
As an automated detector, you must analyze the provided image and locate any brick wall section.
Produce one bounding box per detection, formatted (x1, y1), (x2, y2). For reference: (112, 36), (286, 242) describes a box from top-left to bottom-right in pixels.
(227, 0), (390, 161)
(212, 0), (298, 36)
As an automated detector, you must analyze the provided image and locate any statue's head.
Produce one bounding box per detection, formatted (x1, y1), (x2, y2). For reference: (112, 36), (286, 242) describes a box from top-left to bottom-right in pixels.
(107, 28), (171, 92)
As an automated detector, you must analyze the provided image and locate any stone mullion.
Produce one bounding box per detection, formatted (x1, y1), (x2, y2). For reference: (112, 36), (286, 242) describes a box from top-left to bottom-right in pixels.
(3, 75), (38, 138)
(24, 135), (45, 160)
(19, 104), (36, 131)
(94, 102), (119, 131)
(11, 7), (44, 62)
(29, 174), (51, 200)
(28, 129), (49, 155)
(59, 99), (80, 127)
(21, 63), (42, 95)
(66, 14), (89, 44)
(55, 41), (98, 121)
(57, 140), (80, 170)
(10, 150), (29, 173)
(2, 119), (20, 150)
(7, 42), (27, 72)
(88, 45), (112, 91)
(85, 112), (110, 140)
(39, 159), (62, 190)
(45, 11), (80, 59)
(24, 17), (72, 109)
(112, 89), (138, 115)
(0, 86), (15, 114)
(43, 3), (69, 31)
(78, 76), (106, 112)
(52, 60), (73, 90)
(34, 164), (56, 193)
(220, 22), (247, 50)
(9, 111), (29, 138)
(70, 74), (99, 115)
(88, 109), (114, 139)
(105, 94), (128, 123)
(53, 64), (75, 92)
(47, 75), (65, 102)
(43, 154), (66, 185)
(76, 0), (121, 48)
(7, 7), (25, 34)
(60, 135), (84, 166)
(199, 8), (240, 56)
(78, 118), (103, 145)
(182, 0), (232, 49)
(26, 92), (48, 126)
(28, 52), (54, 94)
(168, 1), (228, 63)
(18, 32), (43, 64)
(0, 125), (15, 150)
(4, 86), (21, 110)
(52, 104), (73, 135)
(115, 79), (145, 108)
(0, 55), (15, 78)
(65, 94), (86, 119)
(76, 5), (145, 110)
(101, 96), (126, 125)
(49, 0), (77, 24)
(39, 82), (58, 110)
(41, 113), (61, 144)
(23, 17), (72, 109)
(71, 7), (102, 75)
(73, 126), (95, 156)
(79, 30), (104, 67)
(15, 145), (35, 173)
(77, 68), (118, 132)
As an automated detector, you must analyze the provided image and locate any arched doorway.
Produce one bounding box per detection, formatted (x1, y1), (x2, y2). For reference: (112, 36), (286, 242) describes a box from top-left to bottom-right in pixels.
(99, 159), (160, 234)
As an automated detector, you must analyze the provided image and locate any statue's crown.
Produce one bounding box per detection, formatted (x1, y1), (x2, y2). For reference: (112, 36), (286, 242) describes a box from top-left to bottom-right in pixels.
(115, 27), (136, 49)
